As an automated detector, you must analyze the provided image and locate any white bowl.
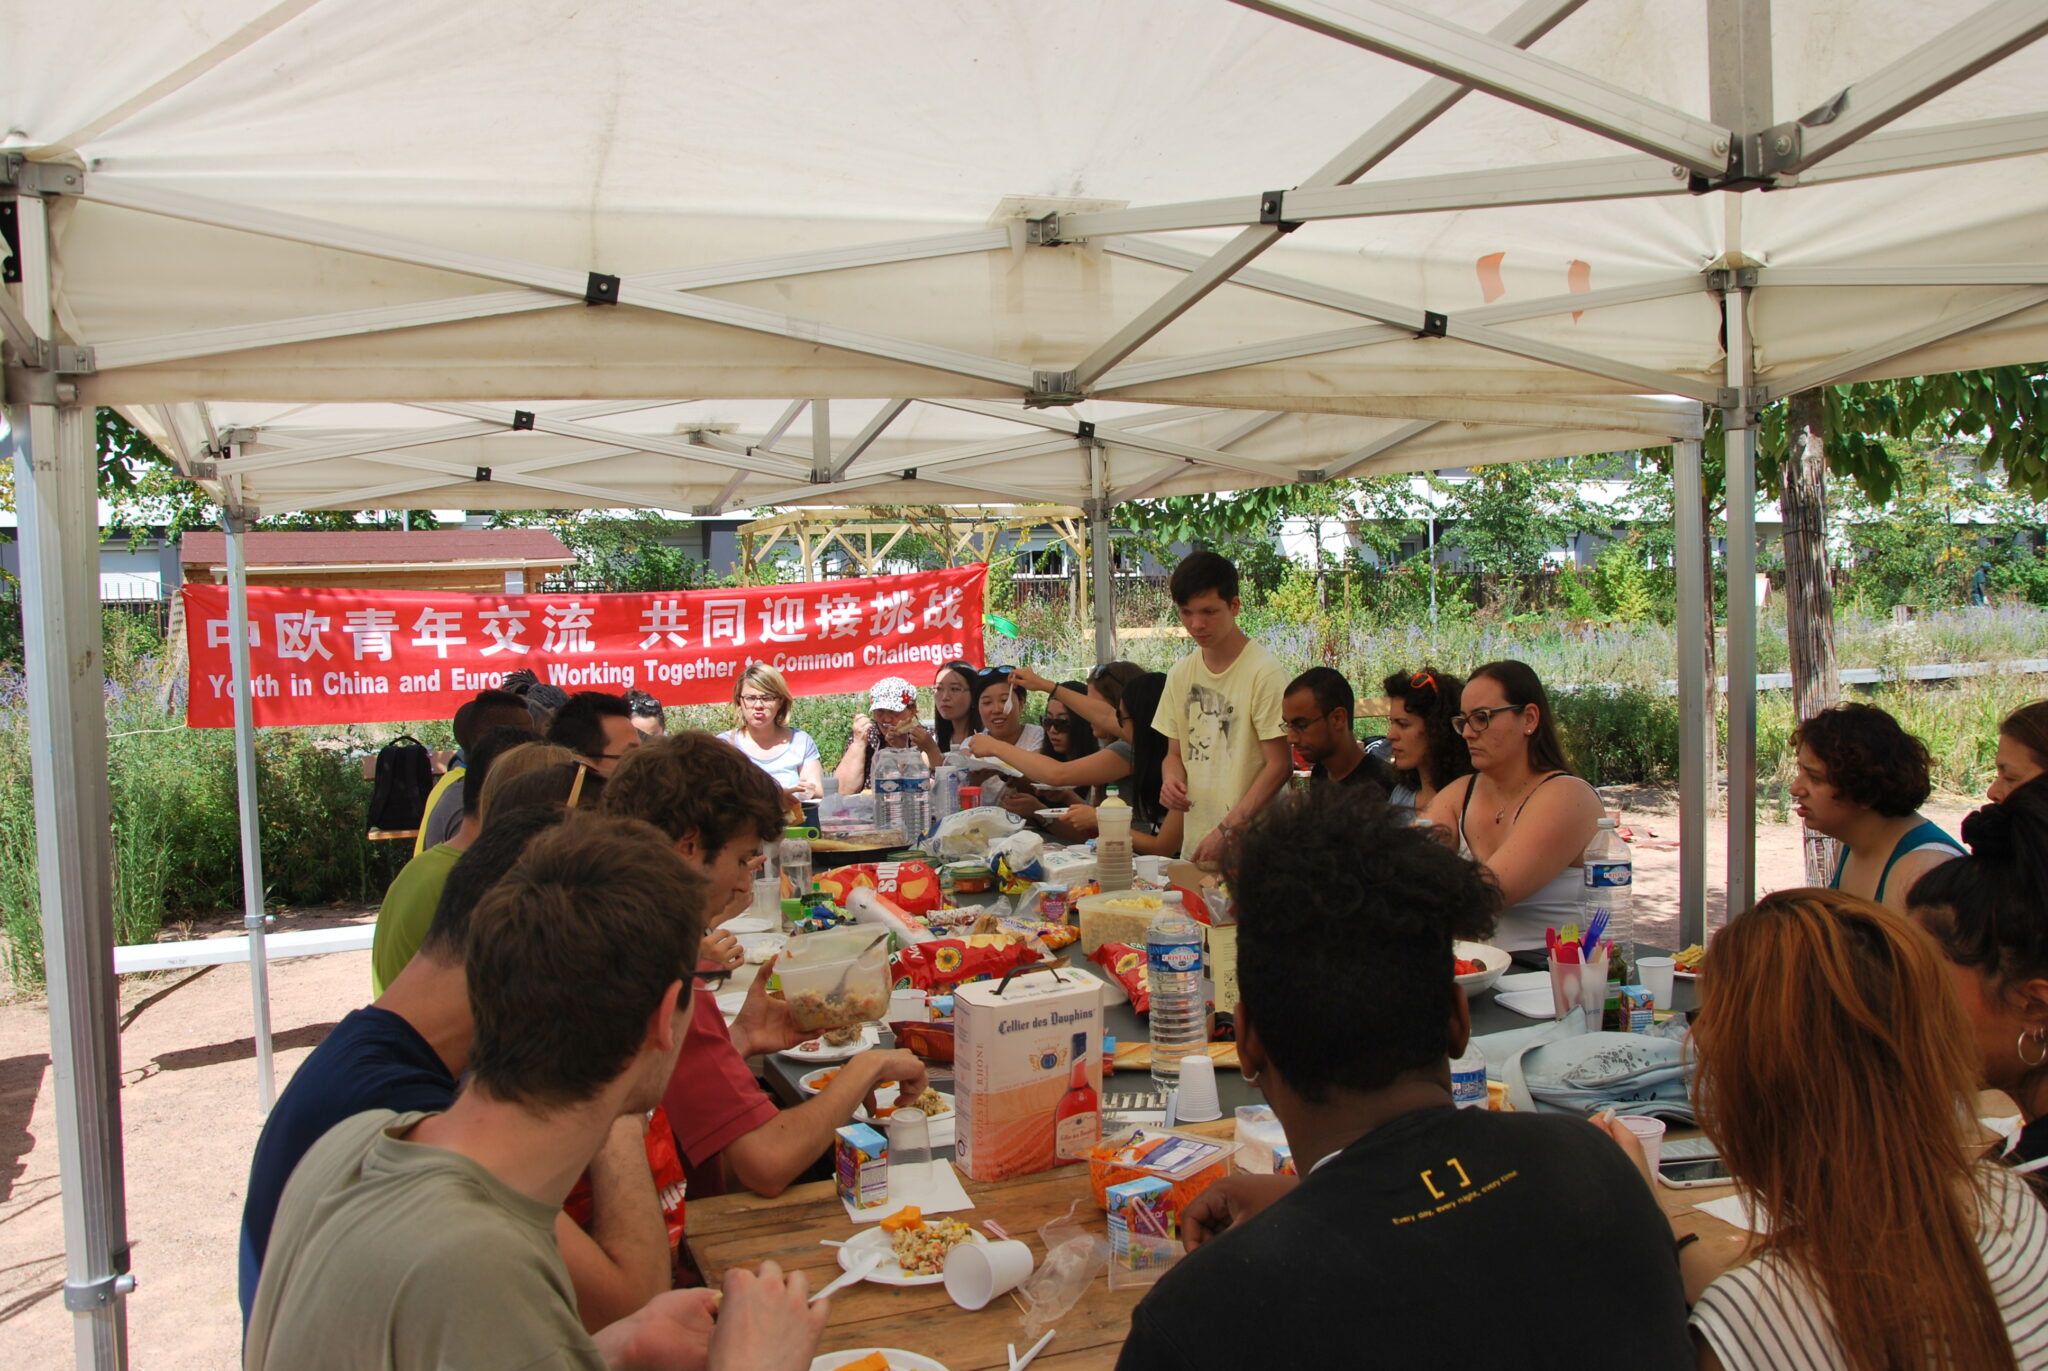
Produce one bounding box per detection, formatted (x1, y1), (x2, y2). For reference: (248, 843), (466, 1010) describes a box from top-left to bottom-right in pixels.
(1453, 940), (1512, 994)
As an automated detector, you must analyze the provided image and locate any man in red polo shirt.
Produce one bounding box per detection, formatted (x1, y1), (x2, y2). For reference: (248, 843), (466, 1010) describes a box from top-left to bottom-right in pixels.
(602, 732), (927, 1197)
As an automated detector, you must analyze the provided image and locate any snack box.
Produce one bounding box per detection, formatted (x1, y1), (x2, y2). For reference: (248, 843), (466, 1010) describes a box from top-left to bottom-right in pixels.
(953, 970), (1104, 1182)
(835, 1123), (890, 1210)
(1106, 1176), (1178, 1268)
(1086, 1128), (1239, 1213)
(1619, 984), (1656, 1034)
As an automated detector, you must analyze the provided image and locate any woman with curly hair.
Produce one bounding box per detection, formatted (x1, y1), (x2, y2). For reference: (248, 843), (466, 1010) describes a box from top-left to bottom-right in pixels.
(1789, 702), (1962, 914)
(1379, 667), (1472, 815)
(1908, 780), (2048, 1178)
(1602, 887), (2048, 1370)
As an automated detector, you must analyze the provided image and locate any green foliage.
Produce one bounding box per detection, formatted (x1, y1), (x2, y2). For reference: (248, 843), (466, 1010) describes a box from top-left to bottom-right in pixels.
(1553, 687), (1680, 787)
(491, 510), (720, 592)
(1436, 459), (1598, 607)
(1589, 533), (1665, 624)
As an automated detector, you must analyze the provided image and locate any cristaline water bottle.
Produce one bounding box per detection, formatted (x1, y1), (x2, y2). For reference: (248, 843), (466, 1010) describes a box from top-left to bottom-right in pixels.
(1582, 816), (1634, 973)
(1145, 904), (1207, 1086)
(1096, 788), (1134, 892)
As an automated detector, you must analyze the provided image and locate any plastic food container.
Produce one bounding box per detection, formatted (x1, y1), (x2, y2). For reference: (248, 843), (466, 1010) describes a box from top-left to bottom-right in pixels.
(777, 925), (893, 1031)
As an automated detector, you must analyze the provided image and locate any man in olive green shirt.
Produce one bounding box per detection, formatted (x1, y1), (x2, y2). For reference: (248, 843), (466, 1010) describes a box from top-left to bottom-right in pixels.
(247, 813), (829, 1371)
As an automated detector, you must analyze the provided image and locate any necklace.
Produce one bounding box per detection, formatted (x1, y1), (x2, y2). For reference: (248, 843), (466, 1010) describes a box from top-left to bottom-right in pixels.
(1490, 774), (1543, 825)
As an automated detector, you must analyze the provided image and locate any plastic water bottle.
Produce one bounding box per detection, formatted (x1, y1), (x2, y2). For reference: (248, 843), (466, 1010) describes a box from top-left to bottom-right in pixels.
(1582, 816), (1634, 970)
(1449, 1044), (1488, 1109)
(930, 753), (966, 828)
(1145, 904), (1207, 1087)
(1096, 788), (1134, 892)
(873, 747), (926, 841)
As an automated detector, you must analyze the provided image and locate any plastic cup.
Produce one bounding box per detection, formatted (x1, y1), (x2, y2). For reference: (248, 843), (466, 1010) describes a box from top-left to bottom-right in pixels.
(1175, 1051), (1222, 1122)
(1618, 1114), (1667, 1174)
(1134, 855), (1169, 885)
(1636, 956), (1677, 1010)
(1547, 957), (1579, 1020)
(1578, 947), (1611, 1029)
(888, 988), (929, 1024)
(886, 1108), (931, 1200)
(943, 1238), (1035, 1311)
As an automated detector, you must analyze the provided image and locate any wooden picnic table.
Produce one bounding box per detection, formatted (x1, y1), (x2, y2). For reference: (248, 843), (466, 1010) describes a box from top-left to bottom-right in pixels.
(685, 1116), (1745, 1371)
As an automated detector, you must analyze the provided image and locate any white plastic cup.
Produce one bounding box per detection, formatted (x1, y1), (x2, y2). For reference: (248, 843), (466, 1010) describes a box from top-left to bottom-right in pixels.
(889, 988), (929, 1024)
(1134, 855), (1169, 885)
(1636, 956), (1677, 1010)
(1618, 1114), (1667, 1174)
(1175, 1051), (1223, 1122)
(943, 1238), (1035, 1311)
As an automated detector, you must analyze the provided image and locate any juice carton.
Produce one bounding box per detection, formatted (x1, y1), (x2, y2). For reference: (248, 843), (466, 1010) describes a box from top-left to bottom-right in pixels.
(834, 1123), (889, 1210)
(1106, 1175), (1178, 1269)
(954, 969), (1104, 1181)
(1272, 1144), (1297, 1177)
(1619, 985), (1656, 1034)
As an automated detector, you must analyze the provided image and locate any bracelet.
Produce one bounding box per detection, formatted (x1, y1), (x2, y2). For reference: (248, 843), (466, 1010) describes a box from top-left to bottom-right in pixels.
(1674, 1232), (1700, 1255)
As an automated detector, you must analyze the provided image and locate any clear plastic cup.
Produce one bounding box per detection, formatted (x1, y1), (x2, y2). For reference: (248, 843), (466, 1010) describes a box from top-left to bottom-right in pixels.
(886, 1107), (931, 1200)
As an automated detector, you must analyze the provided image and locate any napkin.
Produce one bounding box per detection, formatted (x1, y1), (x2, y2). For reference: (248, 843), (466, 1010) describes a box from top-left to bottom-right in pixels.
(1693, 1192), (1768, 1234)
(840, 1157), (975, 1224)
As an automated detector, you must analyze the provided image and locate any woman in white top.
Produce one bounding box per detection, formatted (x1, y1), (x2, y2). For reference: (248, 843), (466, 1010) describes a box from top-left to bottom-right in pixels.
(1420, 660), (1602, 952)
(721, 662), (823, 805)
(968, 662), (1147, 843)
(964, 668), (1043, 809)
(1599, 888), (2048, 1371)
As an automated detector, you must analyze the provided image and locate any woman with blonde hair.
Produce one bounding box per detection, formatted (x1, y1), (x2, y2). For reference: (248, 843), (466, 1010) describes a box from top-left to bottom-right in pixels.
(722, 661), (824, 804)
(1608, 888), (2048, 1369)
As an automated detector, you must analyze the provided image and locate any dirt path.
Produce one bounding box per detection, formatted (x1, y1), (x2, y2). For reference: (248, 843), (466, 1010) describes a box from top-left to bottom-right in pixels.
(0, 796), (1985, 1368)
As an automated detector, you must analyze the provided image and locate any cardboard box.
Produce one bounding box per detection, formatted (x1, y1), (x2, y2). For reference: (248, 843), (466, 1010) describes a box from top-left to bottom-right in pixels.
(954, 968), (1105, 1181)
(835, 1123), (889, 1210)
(1106, 1176), (1178, 1268)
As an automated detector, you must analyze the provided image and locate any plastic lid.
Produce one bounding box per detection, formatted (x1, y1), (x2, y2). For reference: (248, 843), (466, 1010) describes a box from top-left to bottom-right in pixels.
(1596, 817), (1618, 828)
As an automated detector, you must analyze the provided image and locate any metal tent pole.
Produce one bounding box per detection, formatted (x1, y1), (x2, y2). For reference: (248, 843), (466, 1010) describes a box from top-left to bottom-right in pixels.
(1673, 438), (1709, 948)
(5, 187), (132, 1369)
(1723, 291), (1760, 915)
(224, 501), (277, 1110)
(1087, 446), (1117, 661)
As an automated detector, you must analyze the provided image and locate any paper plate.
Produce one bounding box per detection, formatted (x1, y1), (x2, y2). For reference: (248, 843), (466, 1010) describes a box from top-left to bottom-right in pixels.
(1494, 971), (1552, 995)
(836, 1223), (984, 1288)
(722, 914), (777, 934)
(855, 1091), (954, 1124)
(778, 1025), (880, 1062)
(812, 1350), (950, 1371)
(737, 930), (788, 964)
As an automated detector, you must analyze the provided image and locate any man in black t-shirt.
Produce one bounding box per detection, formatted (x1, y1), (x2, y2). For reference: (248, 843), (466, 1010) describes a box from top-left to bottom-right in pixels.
(1116, 788), (1693, 1371)
(1282, 667), (1395, 793)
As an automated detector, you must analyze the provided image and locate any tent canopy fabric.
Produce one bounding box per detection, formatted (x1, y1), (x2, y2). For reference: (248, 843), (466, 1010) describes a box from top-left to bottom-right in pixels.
(13, 0), (2048, 516)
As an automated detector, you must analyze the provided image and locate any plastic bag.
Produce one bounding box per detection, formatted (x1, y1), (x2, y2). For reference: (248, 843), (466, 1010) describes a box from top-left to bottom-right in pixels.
(1018, 1199), (1108, 1339)
(989, 830), (1046, 885)
(929, 806), (1026, 860)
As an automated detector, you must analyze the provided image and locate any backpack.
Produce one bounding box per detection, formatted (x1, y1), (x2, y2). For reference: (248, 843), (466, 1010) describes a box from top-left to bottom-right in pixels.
(367, 735), (437, 832)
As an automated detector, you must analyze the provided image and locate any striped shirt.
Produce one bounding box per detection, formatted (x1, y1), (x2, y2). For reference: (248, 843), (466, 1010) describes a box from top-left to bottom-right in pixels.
(1690, 1164), (2048, 1369)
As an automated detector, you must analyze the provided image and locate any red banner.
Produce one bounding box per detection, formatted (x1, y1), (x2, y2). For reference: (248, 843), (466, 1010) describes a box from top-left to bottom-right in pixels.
(181, 565), (987, 728)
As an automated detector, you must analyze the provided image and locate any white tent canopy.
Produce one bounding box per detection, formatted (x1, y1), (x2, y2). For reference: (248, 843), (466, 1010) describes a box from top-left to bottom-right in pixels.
(12, 2), (2048, 1365)
(130, 394), (1701, 515)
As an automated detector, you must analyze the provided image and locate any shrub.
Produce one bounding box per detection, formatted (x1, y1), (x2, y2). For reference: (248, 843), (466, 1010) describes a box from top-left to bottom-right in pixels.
(1553, 687), (1680, 787)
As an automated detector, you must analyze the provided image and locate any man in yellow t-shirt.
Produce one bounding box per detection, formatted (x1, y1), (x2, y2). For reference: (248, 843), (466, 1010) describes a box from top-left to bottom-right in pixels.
(1155, 551), (1290, 864)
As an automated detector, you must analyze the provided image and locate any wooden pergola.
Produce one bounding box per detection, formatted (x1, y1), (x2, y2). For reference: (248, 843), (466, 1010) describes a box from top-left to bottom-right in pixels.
(737, 504), (1093, 616)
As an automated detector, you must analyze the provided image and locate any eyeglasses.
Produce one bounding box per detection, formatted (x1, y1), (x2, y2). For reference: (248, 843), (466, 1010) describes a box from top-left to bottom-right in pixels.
(1451, 704), (1522, 735)
(692, 966), (738, 991)
(1044, 716), (1073, 730)
(1282, 711), (1330, 735)
(739, 694), (779, 706)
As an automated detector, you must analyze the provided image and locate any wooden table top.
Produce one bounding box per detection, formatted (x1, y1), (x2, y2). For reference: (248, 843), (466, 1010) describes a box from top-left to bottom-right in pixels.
(685, 1117), (1746, 1371)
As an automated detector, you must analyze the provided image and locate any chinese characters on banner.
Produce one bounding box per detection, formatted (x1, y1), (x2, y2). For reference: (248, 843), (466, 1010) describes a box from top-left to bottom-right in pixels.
(181, 565), (987, 728)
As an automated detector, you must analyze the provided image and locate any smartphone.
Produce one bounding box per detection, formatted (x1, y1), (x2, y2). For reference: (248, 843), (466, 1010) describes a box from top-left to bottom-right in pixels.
(1657, 1155), (1734, 1189)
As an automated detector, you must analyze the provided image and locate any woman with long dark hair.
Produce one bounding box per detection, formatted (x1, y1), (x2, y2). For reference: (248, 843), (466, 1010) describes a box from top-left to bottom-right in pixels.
(1605, 888), (2048, 1370)
(1908, 780), (2048, 1178)
(931, 658), (981, 754)
(1419, 660), (1601, 951)
(969, 663), (1142, 839)
(1379, 667), (1472, 815)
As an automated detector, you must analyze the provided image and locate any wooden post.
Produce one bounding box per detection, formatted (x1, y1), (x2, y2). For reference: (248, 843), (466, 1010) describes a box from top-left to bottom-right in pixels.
(1783, 388), (1843, 883)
